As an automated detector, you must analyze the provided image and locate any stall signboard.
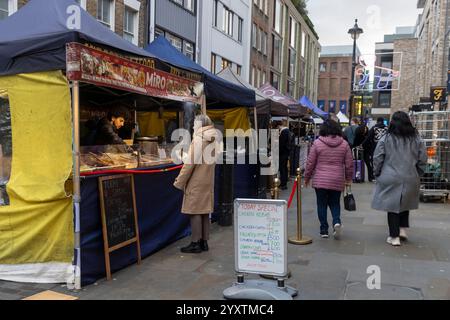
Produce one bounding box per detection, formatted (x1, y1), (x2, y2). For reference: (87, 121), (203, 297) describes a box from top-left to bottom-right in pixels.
(234, 199), (288, 277)
(98, 174), (141, 280)
(66, 43), (204, 104)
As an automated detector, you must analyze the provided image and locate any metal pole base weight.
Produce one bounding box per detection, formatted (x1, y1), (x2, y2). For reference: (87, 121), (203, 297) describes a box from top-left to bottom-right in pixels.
(288, 236), (313, 245)
(260, 270), (292, 280)
(223, 279), (298, 300)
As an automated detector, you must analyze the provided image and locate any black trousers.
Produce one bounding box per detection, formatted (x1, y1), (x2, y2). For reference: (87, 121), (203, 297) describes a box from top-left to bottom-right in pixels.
(280, 155), (289, 187)
(364, 150), (374, 181)
(387, 211), (410, 238)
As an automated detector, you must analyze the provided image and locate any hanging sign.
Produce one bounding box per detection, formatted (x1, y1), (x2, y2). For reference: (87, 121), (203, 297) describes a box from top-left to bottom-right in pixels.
(430, 86), (447, 103)
(66, 43), (204, 104)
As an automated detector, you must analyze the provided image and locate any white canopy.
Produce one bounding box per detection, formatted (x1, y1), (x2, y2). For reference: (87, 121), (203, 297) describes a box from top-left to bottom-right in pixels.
(337, 111), (349, 124)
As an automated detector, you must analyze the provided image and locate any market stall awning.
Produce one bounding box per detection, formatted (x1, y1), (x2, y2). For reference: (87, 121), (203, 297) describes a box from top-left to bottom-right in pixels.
(258, 84), (306, 117)
(144, 37), (255, 108)
(216, 67), (289, 116)
(337, 111), (350, 124)
(0, 0), (157, 76)
(299, 96), (328, 118)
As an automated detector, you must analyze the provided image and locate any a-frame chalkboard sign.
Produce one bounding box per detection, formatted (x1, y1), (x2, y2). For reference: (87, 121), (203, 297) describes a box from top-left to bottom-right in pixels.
(98, 174), (141, 280)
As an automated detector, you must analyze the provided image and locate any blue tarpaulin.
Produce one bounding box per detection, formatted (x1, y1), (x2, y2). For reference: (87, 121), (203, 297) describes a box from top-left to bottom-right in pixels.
(299, 96), (328, 118)
(0, 0), (156, 76)
(145, 36), (255, 108)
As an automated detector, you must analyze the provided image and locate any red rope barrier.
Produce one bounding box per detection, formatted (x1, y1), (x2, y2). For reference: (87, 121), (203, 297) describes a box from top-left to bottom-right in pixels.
(287, 179), (298, 209)
(80, 165), (183, 177)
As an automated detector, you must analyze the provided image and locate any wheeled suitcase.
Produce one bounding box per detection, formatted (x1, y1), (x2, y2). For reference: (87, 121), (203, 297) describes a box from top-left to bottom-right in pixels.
(352, 148), (365, 183)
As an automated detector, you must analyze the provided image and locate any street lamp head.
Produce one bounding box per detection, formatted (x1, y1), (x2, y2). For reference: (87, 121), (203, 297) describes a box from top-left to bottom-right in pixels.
(348, 19), (364, 40)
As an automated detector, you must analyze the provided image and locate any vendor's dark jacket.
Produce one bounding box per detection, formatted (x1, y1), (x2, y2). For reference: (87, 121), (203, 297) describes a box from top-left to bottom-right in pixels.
(94, 117), (125, 145)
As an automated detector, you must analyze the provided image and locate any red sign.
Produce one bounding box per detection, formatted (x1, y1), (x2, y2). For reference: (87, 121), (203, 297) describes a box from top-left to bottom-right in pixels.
(66, 43), (204, 104)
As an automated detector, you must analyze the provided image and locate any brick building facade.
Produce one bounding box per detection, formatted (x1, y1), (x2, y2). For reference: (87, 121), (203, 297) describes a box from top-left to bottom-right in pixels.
(317, 46), (358, 116)
(250, 0), (320, 103)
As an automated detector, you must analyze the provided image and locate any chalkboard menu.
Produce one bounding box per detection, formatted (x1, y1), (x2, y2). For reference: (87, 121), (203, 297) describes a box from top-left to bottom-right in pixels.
(98, 174), (141, 280)
(234, 199), (287, 277)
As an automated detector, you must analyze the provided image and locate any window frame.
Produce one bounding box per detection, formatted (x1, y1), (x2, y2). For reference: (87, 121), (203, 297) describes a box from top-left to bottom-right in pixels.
(97, 0), (115, 31)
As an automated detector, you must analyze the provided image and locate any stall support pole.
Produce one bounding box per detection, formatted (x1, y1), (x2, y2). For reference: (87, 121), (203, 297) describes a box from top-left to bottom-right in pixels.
(71, 81), (82, 290)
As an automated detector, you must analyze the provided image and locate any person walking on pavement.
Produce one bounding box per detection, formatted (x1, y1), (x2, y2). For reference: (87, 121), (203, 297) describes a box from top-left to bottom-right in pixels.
(353, 119), (374, 182)
(304, 120), (353, 239)
(344, 117), (360, 148)
(278, 120), (292, 190)
(174, 115), (220, 254)
(363, 117), (388, 182)
(371, 111), (427, 247)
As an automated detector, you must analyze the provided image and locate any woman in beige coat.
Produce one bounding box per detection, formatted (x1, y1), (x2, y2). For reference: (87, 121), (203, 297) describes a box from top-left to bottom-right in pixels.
(174, 115), (219, 253)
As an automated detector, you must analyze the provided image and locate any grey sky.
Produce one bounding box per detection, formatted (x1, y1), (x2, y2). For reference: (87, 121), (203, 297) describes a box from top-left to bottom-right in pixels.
(308, 0), (422, 55)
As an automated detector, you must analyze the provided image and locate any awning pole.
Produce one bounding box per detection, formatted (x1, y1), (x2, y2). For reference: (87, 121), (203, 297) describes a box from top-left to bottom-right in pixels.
(71, 80), (81, 290)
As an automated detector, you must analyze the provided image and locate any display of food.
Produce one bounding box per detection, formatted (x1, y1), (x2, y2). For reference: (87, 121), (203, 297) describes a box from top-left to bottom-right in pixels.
(80, 146), (174, 173)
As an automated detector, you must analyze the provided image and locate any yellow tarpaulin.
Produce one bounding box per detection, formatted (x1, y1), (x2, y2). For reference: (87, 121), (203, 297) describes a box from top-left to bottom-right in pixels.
(137, 111), (177, 137)
(207, 107), (251, 135)
(0, 71), (73, 265)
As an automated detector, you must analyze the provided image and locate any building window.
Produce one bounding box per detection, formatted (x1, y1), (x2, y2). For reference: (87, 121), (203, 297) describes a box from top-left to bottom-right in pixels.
(262, 71), (266, 85)
(288, 49), (296, 78)
(271, 72), (280, 90)
(213, 0), (218, 27)
(272, 35), (282, 70)
(252, 24), (257, 49)
(290, 17), (297, 49)
(167, 33), (183, 52)
(287, 80), (295, 98)
(252, 66), (257, 87)
(330, 62), (338, 73)
(74, 0), (87, 10)
(211, 53), (217, 74)
(171, 0), (195, 12)
(301, 31), (306, 57)
(222, 57), (232, 71)
(341, 62), (349, 73)
(184, 41), (195, 60)
(237, 65), (242, 76)
(274, 0), (282, 35)
(0, 0), (9, 20)
(155, 27), (164, 39)
(319, 63), (327, 72)
(256, 28), (261, 51)
(97, 0), (114, 30)
(264, 0), (269, 15)
(238, 17), (243, 43)
(123, 6), (138, 45)
(379, 92), (391, 107)
(262, 32), (268, 55)
(222, 6), (233, 36)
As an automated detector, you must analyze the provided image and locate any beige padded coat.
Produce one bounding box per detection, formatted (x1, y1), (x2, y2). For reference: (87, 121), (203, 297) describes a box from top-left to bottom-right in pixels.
(173, 126), (219, 215)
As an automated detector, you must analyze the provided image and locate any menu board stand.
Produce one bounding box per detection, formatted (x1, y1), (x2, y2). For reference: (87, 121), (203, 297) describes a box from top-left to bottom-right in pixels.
(98, 174), (141, 281)
(223, 199), (298, 300)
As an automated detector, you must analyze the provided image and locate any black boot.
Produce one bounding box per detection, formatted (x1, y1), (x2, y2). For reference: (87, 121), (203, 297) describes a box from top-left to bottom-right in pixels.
(200, 239), (209, 252)
(181, 241), (202, 254)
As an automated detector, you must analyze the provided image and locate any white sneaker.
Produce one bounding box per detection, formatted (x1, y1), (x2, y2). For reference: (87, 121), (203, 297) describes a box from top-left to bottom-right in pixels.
(320, 234), (329, 239)
(333, 224), (342, 239)
(387, 237), (401, 246)
(400, 228), (408, 241)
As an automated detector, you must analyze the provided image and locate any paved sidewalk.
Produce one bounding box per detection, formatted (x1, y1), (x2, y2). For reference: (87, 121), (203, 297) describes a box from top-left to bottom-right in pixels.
(1, 181), (450, 300)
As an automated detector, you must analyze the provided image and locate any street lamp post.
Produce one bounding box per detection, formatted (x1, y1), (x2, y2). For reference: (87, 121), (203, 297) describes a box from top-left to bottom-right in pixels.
(348, 19), (364, 125)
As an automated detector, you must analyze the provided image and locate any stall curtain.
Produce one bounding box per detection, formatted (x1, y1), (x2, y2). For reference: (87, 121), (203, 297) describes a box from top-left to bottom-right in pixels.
(0, 71), (73, 283)
(207, 107), (251, 135)
(137, 111), (177, 137)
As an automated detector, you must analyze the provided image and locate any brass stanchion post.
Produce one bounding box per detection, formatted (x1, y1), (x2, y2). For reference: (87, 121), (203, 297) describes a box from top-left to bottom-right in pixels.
(289, 168), (312, 245)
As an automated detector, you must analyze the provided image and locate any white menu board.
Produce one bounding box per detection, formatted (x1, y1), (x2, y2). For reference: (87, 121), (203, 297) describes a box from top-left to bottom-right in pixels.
(234, 199), (288, 277)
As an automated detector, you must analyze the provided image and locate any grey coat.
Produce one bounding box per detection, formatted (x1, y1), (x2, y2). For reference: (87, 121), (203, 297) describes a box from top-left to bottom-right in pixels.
(371, 134), (427, 213)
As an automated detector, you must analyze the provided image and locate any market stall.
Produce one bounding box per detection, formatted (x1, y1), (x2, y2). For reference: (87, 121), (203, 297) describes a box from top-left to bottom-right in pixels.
(145, 37), (258, 206)
(0, 0), (218, 288)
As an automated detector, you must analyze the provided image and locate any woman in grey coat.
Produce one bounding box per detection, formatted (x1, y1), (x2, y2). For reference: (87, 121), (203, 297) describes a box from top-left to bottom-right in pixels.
(372, 111), (427, 246)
